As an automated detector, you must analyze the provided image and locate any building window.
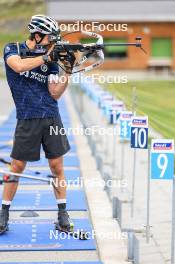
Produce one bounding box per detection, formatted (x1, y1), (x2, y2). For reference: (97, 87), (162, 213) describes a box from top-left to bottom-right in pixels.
(151, 38), (173, 58)
(81, 38), (95, 44)
(103, 38), (128, 59)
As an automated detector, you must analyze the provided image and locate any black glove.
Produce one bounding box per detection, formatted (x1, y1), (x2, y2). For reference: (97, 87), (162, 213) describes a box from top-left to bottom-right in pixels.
(49, 47), (76, 74)
(49, 48), (60, 62)
(62, 51), (76, 74)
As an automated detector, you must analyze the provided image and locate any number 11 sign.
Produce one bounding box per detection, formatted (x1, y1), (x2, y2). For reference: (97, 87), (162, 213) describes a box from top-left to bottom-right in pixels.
(151, 139), (174, 180)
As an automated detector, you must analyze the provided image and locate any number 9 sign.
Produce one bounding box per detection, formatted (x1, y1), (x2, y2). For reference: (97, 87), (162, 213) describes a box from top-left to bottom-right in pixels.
(151, 139), (174, 180)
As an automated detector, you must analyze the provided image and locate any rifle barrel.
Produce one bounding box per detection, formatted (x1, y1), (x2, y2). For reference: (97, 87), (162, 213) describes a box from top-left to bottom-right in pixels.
(102, 43), (141, 47)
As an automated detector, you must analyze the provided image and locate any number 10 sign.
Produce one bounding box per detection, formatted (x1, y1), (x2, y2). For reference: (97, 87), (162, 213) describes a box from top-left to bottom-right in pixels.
(131, 116), (148, 149)
(151, 139), (174, 180)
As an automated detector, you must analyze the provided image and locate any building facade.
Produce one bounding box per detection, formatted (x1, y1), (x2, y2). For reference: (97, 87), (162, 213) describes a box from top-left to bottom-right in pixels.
(47, 0), (175, 71)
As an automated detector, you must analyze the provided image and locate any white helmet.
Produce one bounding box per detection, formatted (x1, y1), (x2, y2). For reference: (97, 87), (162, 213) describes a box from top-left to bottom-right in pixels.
(28, 14), (59, 35)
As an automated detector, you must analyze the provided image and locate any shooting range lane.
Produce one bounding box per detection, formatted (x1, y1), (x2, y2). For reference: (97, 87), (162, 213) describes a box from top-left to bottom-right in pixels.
(0, 190), (87, 211)
(0, 96), (100, 262)
(0, 219), (95, 251)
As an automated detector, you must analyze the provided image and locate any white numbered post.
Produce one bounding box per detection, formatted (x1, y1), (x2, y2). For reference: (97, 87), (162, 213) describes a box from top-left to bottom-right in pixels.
(119, 111), (133, 188)
(110, 101), (125, 179)
(131, 87), (137, 218)
(98, 94), (113, 177)
(151, 139), (174, 263)
(130, 116), (150, 242)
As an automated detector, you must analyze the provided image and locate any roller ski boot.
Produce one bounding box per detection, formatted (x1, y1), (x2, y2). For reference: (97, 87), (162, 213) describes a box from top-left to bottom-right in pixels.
(55, 210), (88, 240)
(0, 208), (9, 234)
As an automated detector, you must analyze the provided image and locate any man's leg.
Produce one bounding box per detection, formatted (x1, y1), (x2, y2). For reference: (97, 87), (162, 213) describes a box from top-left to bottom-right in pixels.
(48, 157), (71, 230)
(48, 156), (66, 207)
(2, 159), (26, 202)
(0, 159), (26, 233)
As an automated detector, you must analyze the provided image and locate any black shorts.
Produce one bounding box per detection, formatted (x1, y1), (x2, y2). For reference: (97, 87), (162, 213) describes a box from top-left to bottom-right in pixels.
(11, 116), (70, 161)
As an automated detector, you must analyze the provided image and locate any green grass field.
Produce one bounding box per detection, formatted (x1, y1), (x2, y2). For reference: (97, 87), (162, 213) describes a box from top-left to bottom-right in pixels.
(106, 81), (175, 139)
(0, 0), (45, 77)
(0, 0), (45, 56)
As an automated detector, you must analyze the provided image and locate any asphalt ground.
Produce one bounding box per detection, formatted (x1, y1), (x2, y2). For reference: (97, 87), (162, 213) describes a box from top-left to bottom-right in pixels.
(75, 86), (173, 264)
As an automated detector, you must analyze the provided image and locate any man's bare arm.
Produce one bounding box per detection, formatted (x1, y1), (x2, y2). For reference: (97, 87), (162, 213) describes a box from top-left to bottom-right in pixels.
(7, 55), (45, 73)
(48, 73), (69, 100)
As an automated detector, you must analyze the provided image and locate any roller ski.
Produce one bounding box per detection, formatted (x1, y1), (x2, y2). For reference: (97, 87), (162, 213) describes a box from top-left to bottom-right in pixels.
(0, 208), (9, 235)
(54, 210), (88, 240)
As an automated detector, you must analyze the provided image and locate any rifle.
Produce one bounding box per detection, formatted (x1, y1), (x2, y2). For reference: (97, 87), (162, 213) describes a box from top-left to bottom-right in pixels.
(19, 30), (147, 74)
